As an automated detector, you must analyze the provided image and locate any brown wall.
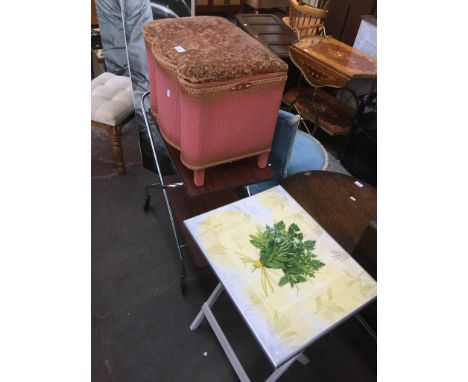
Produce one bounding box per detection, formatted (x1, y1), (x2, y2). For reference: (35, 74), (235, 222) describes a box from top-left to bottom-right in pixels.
(325, 0), (376, 46)
(92, 0), (99, 26)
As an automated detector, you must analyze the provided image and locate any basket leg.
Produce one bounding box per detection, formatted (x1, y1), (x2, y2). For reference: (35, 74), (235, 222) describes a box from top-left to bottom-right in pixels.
(257, 153), (269, 169)
(193, 169), (205, 187)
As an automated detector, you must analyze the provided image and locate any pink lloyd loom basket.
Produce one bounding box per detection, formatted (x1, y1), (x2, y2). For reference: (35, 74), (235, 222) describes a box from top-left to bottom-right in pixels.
(143, 17), (288, 186)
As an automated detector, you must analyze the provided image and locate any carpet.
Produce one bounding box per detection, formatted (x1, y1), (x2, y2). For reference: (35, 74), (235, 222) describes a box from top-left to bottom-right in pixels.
(91, 118), (349, 181)
(91, 119), (143, 180)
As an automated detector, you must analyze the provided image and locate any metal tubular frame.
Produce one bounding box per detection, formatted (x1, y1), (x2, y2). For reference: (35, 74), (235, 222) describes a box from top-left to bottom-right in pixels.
(190, 282), (311, 382)
(140, 91), (187, 294)
(355, 313), (377, 341)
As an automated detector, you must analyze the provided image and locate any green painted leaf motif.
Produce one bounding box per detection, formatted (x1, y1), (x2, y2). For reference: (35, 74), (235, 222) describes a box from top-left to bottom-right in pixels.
(208, 243), (226, 255)
(327, 304), (345, 314)
(343, 269), (353, 278)
(249, 294), (263, 306)
(361, 284), (376, 291)
(282, 330), (299, 338)
(315, 295), (322, 310)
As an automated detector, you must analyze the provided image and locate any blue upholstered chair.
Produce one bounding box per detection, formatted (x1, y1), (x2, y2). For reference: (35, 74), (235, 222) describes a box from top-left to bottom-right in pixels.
(248, 110), (328, 194)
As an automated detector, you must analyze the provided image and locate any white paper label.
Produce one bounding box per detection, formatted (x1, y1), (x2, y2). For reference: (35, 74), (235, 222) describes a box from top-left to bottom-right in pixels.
(354, 181), (364, 188)
(174, 45), (186, 53)
(166, 89), (171, 98)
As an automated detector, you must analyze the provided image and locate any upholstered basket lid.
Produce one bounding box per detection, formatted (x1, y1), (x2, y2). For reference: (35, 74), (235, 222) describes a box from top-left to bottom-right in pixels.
(143, 16), (288, 84)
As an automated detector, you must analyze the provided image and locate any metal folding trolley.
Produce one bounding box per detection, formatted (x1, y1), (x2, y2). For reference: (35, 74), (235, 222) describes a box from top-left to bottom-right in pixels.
(141, 91), (187, 293)
(140, 91), (275, 294)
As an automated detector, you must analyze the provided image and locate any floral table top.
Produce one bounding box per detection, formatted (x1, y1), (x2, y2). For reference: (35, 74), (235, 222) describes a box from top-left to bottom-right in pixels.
(184, 185), (377, 367)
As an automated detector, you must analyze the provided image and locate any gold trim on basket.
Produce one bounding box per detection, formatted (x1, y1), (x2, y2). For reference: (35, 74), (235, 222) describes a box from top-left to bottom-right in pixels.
(149, 108), (182, 151)
(180, 148), (271, 171)
(157, 124), (182, 151)
(178, 74), (288, 97)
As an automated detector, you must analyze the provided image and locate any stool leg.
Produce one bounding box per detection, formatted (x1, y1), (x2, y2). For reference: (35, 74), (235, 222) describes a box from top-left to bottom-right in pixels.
(193, 169), (205, 187)
(257, 153), (269, 169)
(110, 126), (126, 175)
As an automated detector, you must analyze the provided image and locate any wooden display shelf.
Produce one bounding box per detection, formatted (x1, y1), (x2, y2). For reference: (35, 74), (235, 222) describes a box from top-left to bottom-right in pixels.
(235, 14), (296, 59)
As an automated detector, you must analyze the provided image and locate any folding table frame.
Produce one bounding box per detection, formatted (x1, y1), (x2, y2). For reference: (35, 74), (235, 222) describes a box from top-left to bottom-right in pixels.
(190, 282), (312, 382)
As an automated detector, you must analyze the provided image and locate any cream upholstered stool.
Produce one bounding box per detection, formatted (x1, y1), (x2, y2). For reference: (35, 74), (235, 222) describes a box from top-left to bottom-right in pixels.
(91, 72), (134, 175)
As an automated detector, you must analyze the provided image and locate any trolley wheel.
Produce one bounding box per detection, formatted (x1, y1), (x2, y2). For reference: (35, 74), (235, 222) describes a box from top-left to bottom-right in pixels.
(143, 196), (151, 212)
(180, 275), (186, 295)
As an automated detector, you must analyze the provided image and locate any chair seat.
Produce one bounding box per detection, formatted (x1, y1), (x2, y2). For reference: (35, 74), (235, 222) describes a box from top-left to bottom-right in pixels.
(283, 87), (357, 135)
(248, 130), (327, 194)
(91, 72), (134, 126)
(282, 16), (292, 30)
(287, 130), (328, 175)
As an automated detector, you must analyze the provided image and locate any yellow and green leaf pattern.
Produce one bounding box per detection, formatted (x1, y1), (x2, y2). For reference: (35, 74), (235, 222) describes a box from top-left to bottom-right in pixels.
(185, 186), (377, 365)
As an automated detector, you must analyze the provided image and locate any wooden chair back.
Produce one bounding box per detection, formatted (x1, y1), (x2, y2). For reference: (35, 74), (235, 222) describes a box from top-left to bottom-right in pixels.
(286, 0), (331, 40)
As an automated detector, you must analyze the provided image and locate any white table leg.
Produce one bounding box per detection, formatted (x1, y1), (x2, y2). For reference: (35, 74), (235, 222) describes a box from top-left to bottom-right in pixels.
(296, 352), (310, 365)
(265, 354), (301, 382)
(190, 282), (224, 330)
(190, 283), (310, 382)
(202, 303), (250, 382)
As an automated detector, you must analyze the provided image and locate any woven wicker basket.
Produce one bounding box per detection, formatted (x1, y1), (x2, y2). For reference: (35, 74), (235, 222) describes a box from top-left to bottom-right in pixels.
(143, 17), (288, 186)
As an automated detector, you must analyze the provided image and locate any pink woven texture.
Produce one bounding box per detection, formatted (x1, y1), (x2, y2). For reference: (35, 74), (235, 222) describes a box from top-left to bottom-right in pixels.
(145, 48), (158, 112)
(143, 17), (288, 184)
(179, 82), (284, 170)
(153, 62), (182, 149)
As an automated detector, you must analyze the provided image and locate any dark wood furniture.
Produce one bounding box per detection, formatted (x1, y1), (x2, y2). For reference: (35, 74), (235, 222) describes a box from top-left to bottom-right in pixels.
(341, 91), (377, 186)
(324, 0), (376, 46)
(150, 112), (275, 198)
(280, 170), (376, 254)
(91, 0), (99, 26)
(351, 220), (377, 335)
(235, 13), (302, 90)
(351, 220), (376, 279)
(155, 142), (275, 267)
(196, 0), (244, 14)
(290, 37), (377, 83)
(284, 36), (376, 135)
(236, 13), (296, 59)
(281, 171), (377, 340)
(144, 80), (377, 290)
(142, 92), (275, 275)
(185, 169), (378, 270)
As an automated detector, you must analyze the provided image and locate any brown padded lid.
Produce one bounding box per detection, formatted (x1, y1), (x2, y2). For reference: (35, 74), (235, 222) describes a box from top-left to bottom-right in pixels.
(143, 16), (288, 84)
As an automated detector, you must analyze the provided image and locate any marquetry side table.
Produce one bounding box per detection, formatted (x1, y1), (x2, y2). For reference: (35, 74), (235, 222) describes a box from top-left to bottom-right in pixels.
(284, 36), (377, 136)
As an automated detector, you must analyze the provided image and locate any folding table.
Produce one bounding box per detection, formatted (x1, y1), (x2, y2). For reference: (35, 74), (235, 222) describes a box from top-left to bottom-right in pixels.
(185, 185), (377, 381)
